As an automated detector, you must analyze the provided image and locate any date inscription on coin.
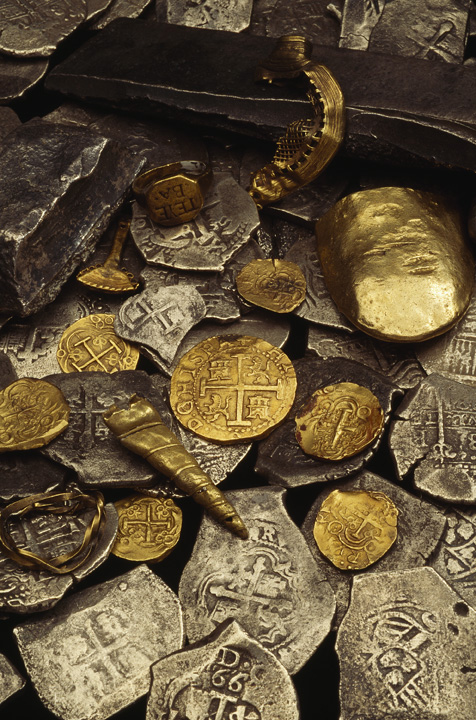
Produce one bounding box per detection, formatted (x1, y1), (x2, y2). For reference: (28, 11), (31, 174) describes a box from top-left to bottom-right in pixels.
(236, 259), (306, 313)
(57, 314), (139, 373)
(112, 495), (182, 563)
(313, 489), (398, 570)
(295, 382), (384, 460)
(170, 335), (297, 443)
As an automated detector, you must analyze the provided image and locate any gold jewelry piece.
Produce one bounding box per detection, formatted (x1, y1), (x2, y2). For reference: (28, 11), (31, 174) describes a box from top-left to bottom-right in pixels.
(0, 378), (69, 452)
(313, 489), (398, 570)
(170, 335), (297, 444)
(0, 490), (106, 574)
(112, 495), (182, 563)
(103, 395), (248, 540)
(132, 160), (213, 226)
(295, 382), (384, 461)
(236, 259), (306, 313)
(248, 35), (345, 209)
(57, 314), (140, 373)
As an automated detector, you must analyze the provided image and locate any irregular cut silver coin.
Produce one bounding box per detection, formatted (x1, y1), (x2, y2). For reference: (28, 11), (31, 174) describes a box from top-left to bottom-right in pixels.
(14, 565), (184, 720)
(390, 373), (476, 503)
(166, 0), (253, 32)
(0, 653), (24, 705)
(131, 173), (260, 271)
(249, 0), (341, 47)
(301, 470), (446, 627)
(146, 619), (299, 720)
(179, 486), (336, 674)
(85, 0), (115, 22)
(91, 0), (152, 28)
(256, 355), (400, 488)
(0, 452), (66, 503)
(337, 568), (476, 720)
(0, 57), (48, 104)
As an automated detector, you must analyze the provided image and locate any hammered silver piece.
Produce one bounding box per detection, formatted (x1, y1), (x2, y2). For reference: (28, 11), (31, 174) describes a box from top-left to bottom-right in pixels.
(146, 620), (299, 720)
(336, 568), (476, 719)
(0, 57), (49, 104)
(0, 653), (24, 706)
(179, 486), (336, 674)
(91, 0), (153, 29)
(14, 565), (184, 720)
(301, 471), (447, 627)
(131, 173), (260, 272)
(84, 0), (115, 22)
(389, 373), (476, 503)
(165, 0), (253, 32)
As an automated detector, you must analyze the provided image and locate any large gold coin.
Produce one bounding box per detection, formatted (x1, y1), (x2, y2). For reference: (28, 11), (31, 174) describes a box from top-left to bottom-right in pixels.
(295, 382), (384, 461)
(112, 495), (182, 563)
(170, 335), (297, 444)
(56, 314), (139, 373)
(236, 259), (306, 313)
(313, 489), (398, 570)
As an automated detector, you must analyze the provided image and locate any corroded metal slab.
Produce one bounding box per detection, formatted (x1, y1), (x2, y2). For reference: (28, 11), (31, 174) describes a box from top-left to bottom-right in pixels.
(301, 471), (446, 626)
(165, 0), (253, 31)
(146, 620), (299, 720)
(256, 355), (400, 488)
(14, 565), (184, 720)
(0, 57), (48, 104)
(179, 487), (335, 674)
(0, 452), (66, 503)
(389, 373), (476, 503)
(249, 0), (341, 47)
(336, 568), (476, 719)
(0, 654), (24, 706)
(85, 0), (114, 22)
(90, 0), (153, 29)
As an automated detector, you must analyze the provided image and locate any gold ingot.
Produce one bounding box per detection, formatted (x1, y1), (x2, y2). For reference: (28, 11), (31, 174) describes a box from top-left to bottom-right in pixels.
(57, 314), (139, 373)
(313, 489), (398, 570)
(315, 187), (475, 342)
(236, 259), (306, 313)
(295, 382), (384, 461)
(170, 335), (297, 444)
(0, 378), (69, 452)
(112, 495), (182, 563)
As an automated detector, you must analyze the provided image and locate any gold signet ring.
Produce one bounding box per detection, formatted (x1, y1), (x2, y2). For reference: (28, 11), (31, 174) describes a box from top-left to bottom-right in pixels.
(132, 160), (213, 227)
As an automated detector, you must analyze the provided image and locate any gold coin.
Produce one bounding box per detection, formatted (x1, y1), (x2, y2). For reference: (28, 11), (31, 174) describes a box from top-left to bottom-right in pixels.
(313, 489), (398, 570)
(56, 314), (139, 373)
(236, 259), (306, 313)
(0, 378), (69, 452)
(295, 382), (384, 461)
(170, 335), (297, 444)
(112, 495), (182, 563)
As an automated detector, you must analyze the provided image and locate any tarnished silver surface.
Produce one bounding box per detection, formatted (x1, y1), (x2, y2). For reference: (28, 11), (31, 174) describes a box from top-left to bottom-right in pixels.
(0, 0), (86, 58)
(0, 57), (48, 104)
(308, 325), (425, 390)
(0, 653), (24, 706)
(0, 452), (66, 503)
(179, 487), (335, 674)
(165, 0), (253, 31)
(339, 0), (470, 63)
(336, 568), (476, 719)
(14, 565), (184, 720)
(146, 619), (300, 720)
(284, 235), (356, 332)
(131, 173), (260, 272)
(390, 373), (476, 503)
(256, 355), (400, 488)
(0, 351), (16, 390)
(301, 471), (446, 627)
(85, 0), (115, 22)
(91, 0), (153, 29)
(249, 0), (341, 46)
(0, 120), (143, 317)
(0, 500), (117, 614)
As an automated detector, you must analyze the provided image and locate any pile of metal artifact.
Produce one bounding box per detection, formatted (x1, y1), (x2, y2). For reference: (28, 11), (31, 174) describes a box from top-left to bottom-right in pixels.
(1, 1), (476, 718)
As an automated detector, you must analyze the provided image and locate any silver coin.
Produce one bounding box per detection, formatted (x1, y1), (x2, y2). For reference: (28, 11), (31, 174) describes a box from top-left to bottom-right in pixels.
(90, 0), (153, 29)
(0, 653), (24, 706)
(165, 0), (253, 32)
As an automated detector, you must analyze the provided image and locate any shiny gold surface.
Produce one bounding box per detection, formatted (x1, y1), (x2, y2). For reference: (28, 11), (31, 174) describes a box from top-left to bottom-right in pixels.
(112, 495), (182, 563)
(57, 314), (139, 373)
(0, 378), (69, 452)
(295, 382), (383, 461)
(316, 187), (475, 342)
(103, 396), (248, 540)
(236, 259), (306, 313)
(313, 489), (398, 570)
(170, 335), (297, 444)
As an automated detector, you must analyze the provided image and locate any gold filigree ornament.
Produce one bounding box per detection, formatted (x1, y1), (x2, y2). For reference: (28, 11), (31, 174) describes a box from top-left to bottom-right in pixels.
(0, 378), (70, 452)
(112, 495), (182, 563)
(248, 35), (345, 209)
(236, 259), (306, 313)
(313, 489), (399, 570)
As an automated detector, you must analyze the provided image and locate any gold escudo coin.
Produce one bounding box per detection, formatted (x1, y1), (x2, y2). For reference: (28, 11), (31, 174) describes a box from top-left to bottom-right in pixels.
(170, 335), (297, 444)
(236, 259), (306, 313)
(56, 314), (139, 373)
(295, 382), (384, 461)
(313, 489), (398, 570)
(112, 495), (182, 563)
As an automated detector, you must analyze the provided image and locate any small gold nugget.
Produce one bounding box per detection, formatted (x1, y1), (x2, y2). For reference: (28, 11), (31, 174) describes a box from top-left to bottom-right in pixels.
(313, 489), (398, 570)
(57, 314), (139, 373)
(112, 495), (182, 563)
(295, 382), (384, 461)
(170, 335), (297, 444)
(0, 378), (69, 452)
(236, 259), (306, 313)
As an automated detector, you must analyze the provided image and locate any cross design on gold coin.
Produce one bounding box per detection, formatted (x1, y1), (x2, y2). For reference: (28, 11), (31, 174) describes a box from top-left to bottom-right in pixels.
(70, 335), (123, 372)
(120, 502), (171, 547)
